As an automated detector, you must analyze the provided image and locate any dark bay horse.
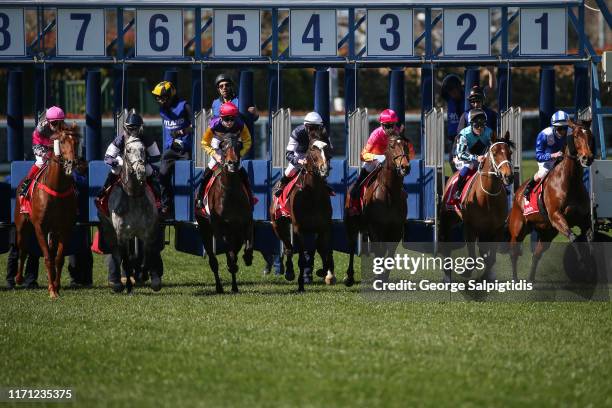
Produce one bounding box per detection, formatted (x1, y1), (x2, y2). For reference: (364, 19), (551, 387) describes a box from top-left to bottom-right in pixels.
(271, 137), (334, 292)
(439, 132), (515, 282)
(98, 132), (163, 293)
(344, 135), (412, 287)
(195, 135), (254, 293)
(15, 124), (80, 298)
(508, 120), (594, 281)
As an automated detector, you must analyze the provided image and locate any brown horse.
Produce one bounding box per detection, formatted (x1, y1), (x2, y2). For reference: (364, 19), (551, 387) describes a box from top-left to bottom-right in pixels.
(195, 135), (254, 293)
(439, 132), (515, 282)
(344, 135), (412, 287)
(14, 124), (80, 298)
(508, 120), (594, 281)
(271, 136), (334, 292)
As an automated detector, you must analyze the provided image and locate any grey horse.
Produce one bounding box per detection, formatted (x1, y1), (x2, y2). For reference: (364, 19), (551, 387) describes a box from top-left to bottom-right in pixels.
(98, 130), (163, 293)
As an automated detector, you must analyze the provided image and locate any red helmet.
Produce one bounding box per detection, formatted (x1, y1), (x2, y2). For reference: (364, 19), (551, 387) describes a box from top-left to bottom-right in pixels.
(379, 109), (399, 124)
(220, 102), (239, 117)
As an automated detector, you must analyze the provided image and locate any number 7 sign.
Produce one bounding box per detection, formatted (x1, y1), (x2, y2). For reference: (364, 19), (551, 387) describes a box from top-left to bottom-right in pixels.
(57, 9), (105, 56)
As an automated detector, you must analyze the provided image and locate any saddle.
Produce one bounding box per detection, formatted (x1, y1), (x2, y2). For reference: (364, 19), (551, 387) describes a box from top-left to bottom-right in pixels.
(18, 164), (76, 214)
(272, 174), (302, 220)
(523, 179), (546, 217)
(96, 178), (161, 218)
(197, 167), (258, 218)
(443, 169), (477, 210)
(347, 167), (381, 216)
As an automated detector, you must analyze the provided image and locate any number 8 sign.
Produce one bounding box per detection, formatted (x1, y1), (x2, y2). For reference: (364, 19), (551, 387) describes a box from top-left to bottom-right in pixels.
(136, 9), (183, 57)
(443, 9), (490, 56)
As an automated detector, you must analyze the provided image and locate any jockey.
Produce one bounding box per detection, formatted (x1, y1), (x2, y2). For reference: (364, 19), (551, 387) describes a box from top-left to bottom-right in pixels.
(457, 85), (498, 133)
(95, 112), (161, 202)
(212, 74), (259, 123)
(19, 106), (66, 196)
(272, 112), (330, 197)
(453, 109), (494, 200)
(522, 110), (570, 199)
(348, 109), (413, 200)
(196, 102), (254, 208)
(152, 80), (193, 217)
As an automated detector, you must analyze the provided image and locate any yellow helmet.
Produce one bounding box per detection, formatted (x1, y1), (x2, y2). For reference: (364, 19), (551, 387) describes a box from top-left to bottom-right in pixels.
(152, 81), (176, 99)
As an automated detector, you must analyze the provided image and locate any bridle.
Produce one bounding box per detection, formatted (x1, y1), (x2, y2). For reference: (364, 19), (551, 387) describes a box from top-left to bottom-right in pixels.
(477, 141), (512, 196)
(386, 137), (410, 176)
(50, 132), (77, 175)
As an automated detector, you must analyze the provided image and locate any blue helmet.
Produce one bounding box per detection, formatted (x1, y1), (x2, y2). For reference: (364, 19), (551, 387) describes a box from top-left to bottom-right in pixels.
(551, 110), (570, 127)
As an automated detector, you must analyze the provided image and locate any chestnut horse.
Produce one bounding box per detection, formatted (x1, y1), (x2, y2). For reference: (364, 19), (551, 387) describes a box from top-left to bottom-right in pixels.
(195, 135), (254, 293)
(508, 120), (594, 281)
(439, 132), (515, 282)
(344, 135), (412, 287)
(271, 137), (334, 292)
(14, 124), (80, 298)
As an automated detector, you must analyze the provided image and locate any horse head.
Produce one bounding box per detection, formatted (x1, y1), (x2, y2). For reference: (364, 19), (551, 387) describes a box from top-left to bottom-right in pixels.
(385, 135), (411, 177)
(121, 132), (147, 196)
(306, 136), (331, 178)
(485, 131), (515, 186)
(50, 123), (80, 176)
(568, 120), (595, 167)
(219, 134), (242, 173)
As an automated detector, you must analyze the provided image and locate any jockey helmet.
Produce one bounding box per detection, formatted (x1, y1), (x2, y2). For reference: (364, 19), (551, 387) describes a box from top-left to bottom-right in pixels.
(125, 112), (144, 128)
(220, 102), (239, 118)
(467, 85), (485, 103)
(468, 108), (487, 124)
(551, 110), (570, 127)
(152, 81), (176, 100)
(46, 106), (65, 121)
(441, 74), (462, 99)
(379, 109), (399, 124)
(304, 112), (324, 126)
(215, 74), (234, 87)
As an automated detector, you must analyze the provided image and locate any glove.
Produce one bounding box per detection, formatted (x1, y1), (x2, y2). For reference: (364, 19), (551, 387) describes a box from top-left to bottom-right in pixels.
(113, 156), (124, 168)
(373, 154), (386, 163)
(171, 139), (184, 152)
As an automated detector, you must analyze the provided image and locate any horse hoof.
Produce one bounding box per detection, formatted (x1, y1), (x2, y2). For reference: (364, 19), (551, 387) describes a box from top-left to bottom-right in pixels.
(112, 282), (125, 293)
(232, 287), (239, 293)
(49, 291), (59, 299)
(216, 286), (224, 294)
(344, 275), (355, 287)
(297, 286), (305, 293)
(243, 254), (253, 266)
(120, 276), (127, 285)
(150, 276), (162, 292)
(316, 269), (326, 278)
(15, 276), (24, 285)
(325, 272), (336, 285)
(285, 269), (295, 281)
(303, 274), (312, 284)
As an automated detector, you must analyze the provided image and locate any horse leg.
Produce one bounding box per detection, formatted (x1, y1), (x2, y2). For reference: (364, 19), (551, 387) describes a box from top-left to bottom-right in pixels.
(144, 239), (162, 292)
(199, 222), (222, 293)
(528, 233), (554, 282)
(463, 227), (477, 279)
(276, 219), (294, 281)
(242, 219), (254, 267)
(438, 210), (456, 283)
(550, 211), (577, 242)
(14, 217), (32, 286)
(225, 239), (239, 293)
(293, 231), (305, 292)
(317, 227), (335, 285)
(33, 226), (56, 298)
(344, 216), (359, 287)
(53, 238), (66, 295)
(508, 206), (528, 282)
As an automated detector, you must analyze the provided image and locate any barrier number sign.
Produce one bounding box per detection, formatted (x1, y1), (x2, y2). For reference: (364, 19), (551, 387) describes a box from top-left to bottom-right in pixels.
(520, 8), (566, 55)
(213, 9), (260, 57)
(136, 9), (184, 57)
(57, 9), (106, 56)
(290, 9), (337, 57)
(0, 8), (25, 56)
(366, 9), (413, 57)
(443, 9), (490, 56)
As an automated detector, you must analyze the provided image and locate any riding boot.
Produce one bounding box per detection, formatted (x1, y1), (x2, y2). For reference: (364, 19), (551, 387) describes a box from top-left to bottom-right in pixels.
(196, 168), (214, 209)
(453, 175), (467, 200)
(350, 168), (370, 200)
(238, 167), (256, 206)
(273, 175), (292, 197)
(19, 166), (41, 197)
(523, 177), (537, 199)
(96, 173), (119, 200)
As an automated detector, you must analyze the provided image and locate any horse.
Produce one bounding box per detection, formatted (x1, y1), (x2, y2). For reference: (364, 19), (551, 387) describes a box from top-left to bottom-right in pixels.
(344, 135), (412, 287)
(508, 120), (594, 282)
(195, 134), (254, 294)
(98, 131), (163, 293)
(14, 124), (80, 298)
(270, 136), (334, 292)
(439, 132), (515, 282)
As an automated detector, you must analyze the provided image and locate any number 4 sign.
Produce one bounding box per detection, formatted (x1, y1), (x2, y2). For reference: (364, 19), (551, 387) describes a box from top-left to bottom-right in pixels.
(520, 8), (567, 55)
(290, 10), (337, 57)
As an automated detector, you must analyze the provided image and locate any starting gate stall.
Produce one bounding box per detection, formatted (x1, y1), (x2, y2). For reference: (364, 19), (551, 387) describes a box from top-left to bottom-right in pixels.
(1, 0), (611, 257)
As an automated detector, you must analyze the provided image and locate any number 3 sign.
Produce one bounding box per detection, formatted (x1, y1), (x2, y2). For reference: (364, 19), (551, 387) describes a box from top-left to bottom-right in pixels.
(443, 9), (490, 56)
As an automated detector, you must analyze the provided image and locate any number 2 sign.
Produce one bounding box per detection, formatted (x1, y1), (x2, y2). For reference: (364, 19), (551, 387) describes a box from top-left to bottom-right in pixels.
(520, 8), (566, 55)
(443, 9), (490, 56)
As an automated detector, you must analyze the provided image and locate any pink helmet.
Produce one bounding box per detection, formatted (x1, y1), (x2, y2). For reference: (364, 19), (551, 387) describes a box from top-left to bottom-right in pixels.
(46, 106), (65, 121)
(220, 102), (239, 118)
(379, 109), (398, 124)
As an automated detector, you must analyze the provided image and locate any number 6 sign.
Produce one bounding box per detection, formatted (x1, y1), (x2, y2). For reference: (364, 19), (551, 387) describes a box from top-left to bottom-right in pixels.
(213, 9), (260, 57)
(136, 9), (183, 57)
(443, 9), (490, 56)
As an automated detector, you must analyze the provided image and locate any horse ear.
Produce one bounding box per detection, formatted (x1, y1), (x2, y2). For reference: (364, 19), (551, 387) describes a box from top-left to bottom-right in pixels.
(503, 130), (510, 142)
(568, 119), (576, 129)
(581, 119), (592, 130)
(491, 131), (497, 142)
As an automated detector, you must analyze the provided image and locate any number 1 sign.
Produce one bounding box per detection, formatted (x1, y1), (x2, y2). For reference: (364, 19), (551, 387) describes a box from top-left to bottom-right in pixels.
(520, 8), (566, 55)
(443, 9), (490, 57)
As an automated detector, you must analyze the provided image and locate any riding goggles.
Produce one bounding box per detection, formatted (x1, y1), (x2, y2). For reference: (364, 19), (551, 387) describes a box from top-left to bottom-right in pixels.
(221, 116), (236, 123)
(382, 123), (396, 130)
(471, 119), (486, 129)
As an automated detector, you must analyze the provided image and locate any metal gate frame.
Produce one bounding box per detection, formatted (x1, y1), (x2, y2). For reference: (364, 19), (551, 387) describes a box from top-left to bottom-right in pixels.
(501, 106), (523, 194)
(194, 109), (212, 169)
(424, 108), (445, 250)
(271, 108), (292, 169)
(348, 108), (369, 168)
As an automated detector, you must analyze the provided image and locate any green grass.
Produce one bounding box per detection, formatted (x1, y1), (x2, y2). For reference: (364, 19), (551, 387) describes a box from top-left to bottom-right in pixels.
(1, 159), (611, 407)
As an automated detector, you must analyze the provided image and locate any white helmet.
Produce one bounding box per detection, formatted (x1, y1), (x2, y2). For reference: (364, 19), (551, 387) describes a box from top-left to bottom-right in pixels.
(551, 110), (570, 127)
(304, 112), (323, 126)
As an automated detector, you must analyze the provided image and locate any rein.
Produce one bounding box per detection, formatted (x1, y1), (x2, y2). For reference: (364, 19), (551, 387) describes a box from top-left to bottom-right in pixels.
(477, 141), (512, 197)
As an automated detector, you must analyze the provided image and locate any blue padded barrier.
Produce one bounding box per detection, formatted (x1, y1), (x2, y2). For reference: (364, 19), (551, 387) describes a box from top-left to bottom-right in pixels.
(88, 160), (109, 222)
(0, 180), (10, 254)
(174, 160), (197, 222)
(174, 223), (204, 256)
(329, 159), (347, 220)
(10, 161), (34, 222)
(243, 160), (271, 221)
(254, 222), (281, 254)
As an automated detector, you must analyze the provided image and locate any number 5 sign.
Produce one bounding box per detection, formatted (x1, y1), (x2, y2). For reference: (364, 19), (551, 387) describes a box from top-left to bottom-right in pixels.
(57, 9), (105, 56)
(443, 9), (490, 56)
(136, 9), (183, 57)
(520, 8), (566, 55)
(290, 10), (337, 57)
(213, 10), (260, 57)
